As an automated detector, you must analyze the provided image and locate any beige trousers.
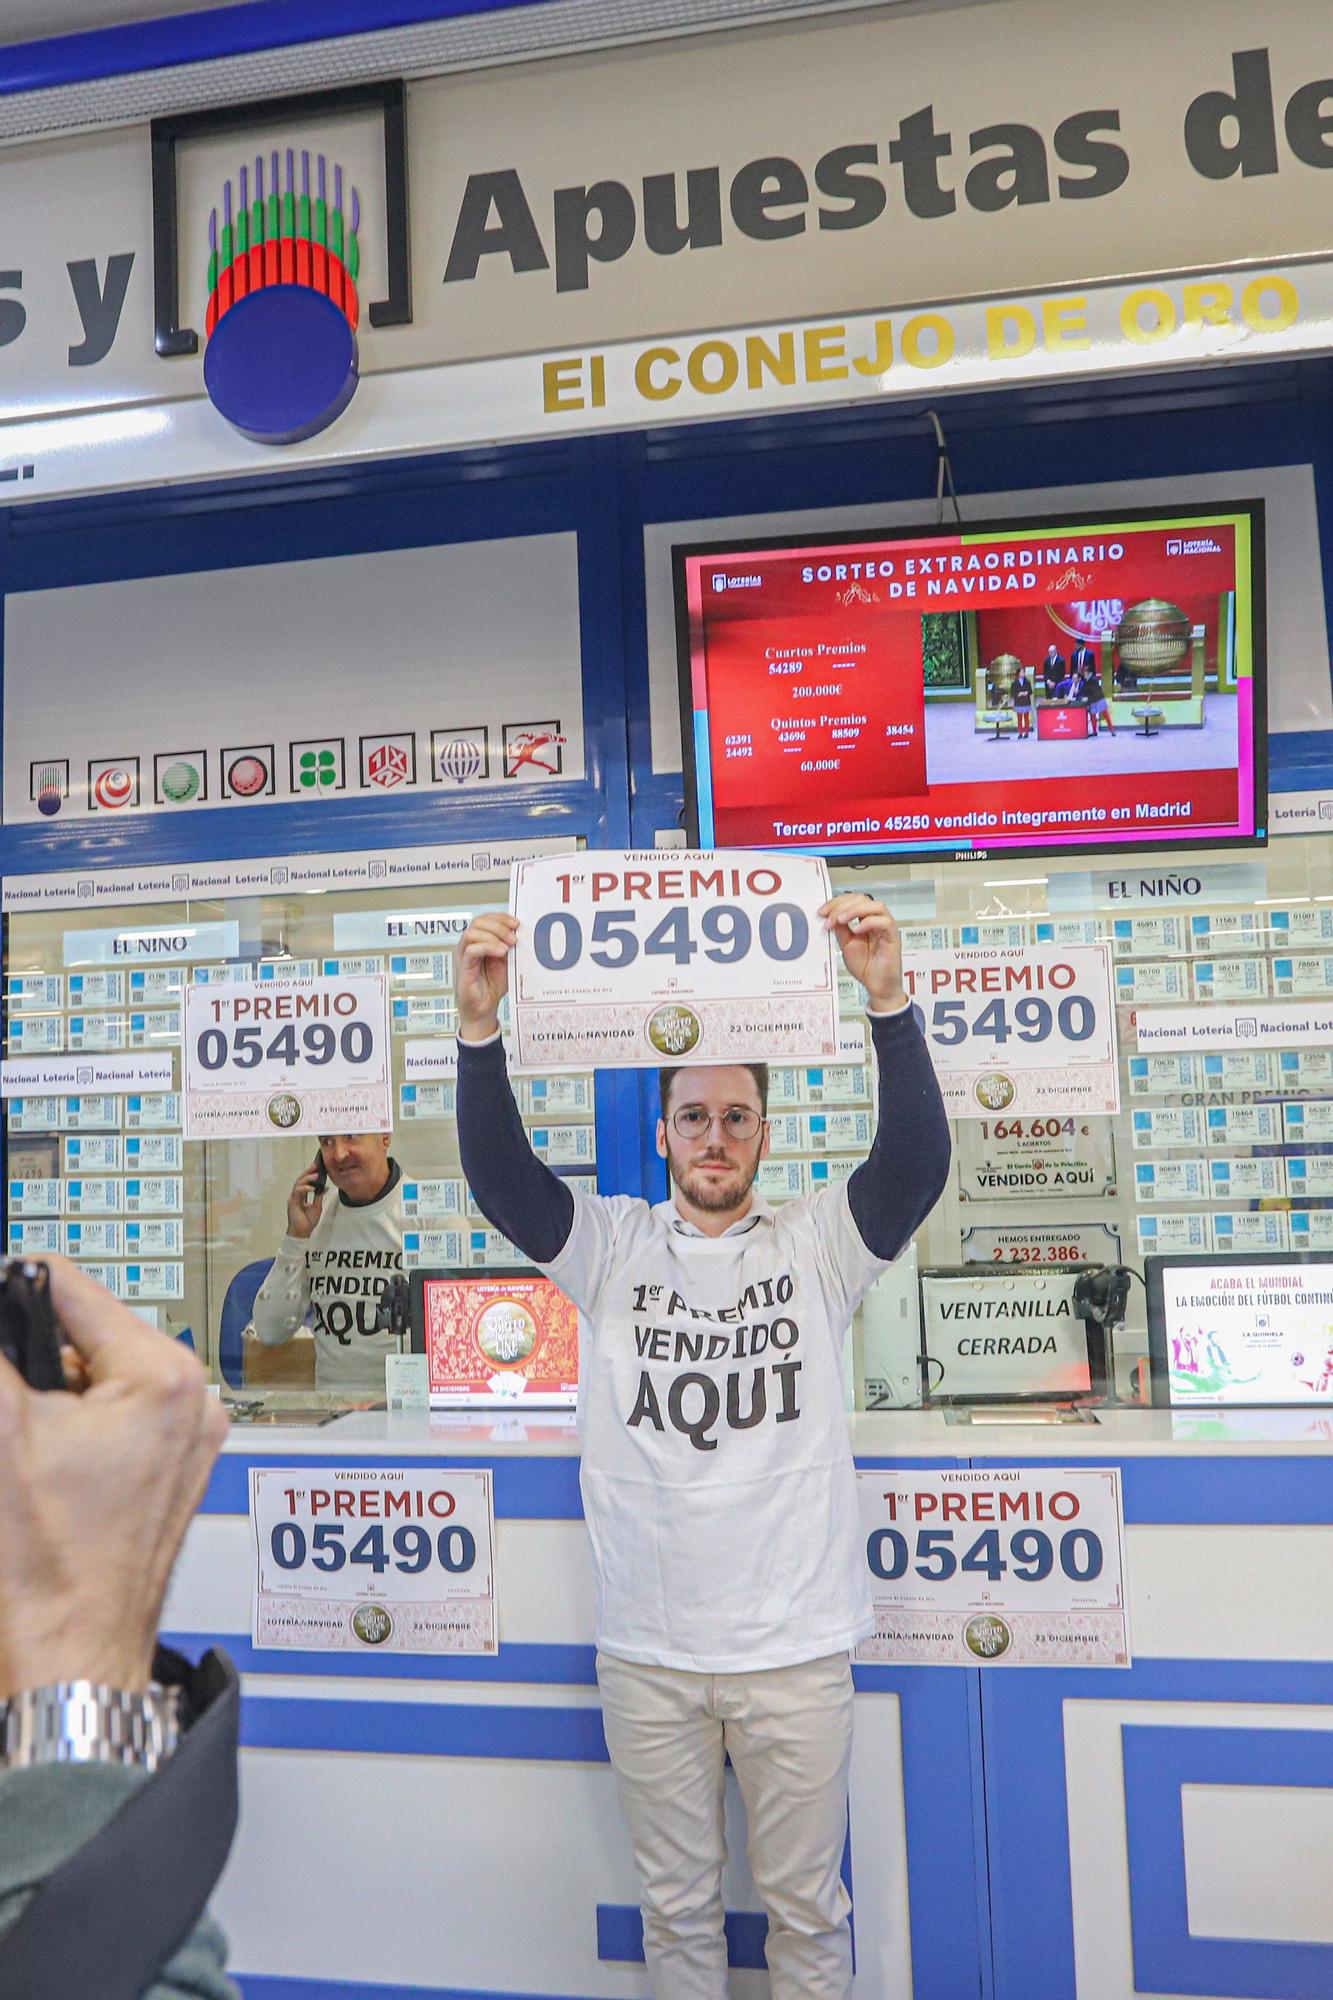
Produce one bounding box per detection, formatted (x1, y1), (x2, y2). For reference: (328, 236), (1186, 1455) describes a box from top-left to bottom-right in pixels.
(596, 1648), (856, 2000)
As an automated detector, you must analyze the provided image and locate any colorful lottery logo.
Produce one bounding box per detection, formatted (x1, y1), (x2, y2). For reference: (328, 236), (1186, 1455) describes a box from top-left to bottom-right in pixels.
(266, 1092), (302, 1130)
(368, 744), (410, 788)
(438, 737), (483, 784)
(223, 747), (274, 799)
(503, 722), (566, 780)
(475, 1298), (538, 1366)
(351, 1603), (393, 1646)
(31, 760), (68, 818)
(159, 759), (201, 803)
(974, 1073), (1016, 1112)
(89, 761), (139, 811)
(360, 735), (416, 790)
(298, 749), (338, 790)
(203, 150), (361, 446)
(964, 1614), (1012, 1661)
(647, 1003), (702, 1057)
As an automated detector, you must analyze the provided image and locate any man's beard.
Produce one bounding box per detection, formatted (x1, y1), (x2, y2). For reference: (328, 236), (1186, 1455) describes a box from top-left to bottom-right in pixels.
(669, 1146), (760, 1213)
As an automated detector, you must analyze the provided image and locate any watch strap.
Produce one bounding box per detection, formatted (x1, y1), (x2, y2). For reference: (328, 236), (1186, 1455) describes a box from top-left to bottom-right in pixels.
(1, 1682), (181, 1774)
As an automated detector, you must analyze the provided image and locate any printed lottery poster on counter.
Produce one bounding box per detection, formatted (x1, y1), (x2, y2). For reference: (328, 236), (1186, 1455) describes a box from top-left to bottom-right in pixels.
(856, 1467), (1130, 1668)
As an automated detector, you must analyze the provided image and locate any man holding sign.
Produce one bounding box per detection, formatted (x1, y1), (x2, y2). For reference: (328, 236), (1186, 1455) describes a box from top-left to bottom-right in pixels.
(455, 889), (948, 2000)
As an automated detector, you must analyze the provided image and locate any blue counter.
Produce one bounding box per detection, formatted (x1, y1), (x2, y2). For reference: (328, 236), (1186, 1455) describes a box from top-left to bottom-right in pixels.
(163, 1407), (1333, 2000)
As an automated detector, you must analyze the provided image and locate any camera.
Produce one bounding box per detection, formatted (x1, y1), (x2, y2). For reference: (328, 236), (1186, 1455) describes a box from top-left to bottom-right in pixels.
(0, 1259), (66, 1390)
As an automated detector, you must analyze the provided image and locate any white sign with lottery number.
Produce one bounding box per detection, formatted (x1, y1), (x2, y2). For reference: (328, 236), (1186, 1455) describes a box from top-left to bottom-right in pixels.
(855, 1466), (1130, 1668)
(509, 850), (839, 1070)
(250, 1466), (497, 1655)
(183, 975), (390, 1138)
(902, 945), (1119, 1120)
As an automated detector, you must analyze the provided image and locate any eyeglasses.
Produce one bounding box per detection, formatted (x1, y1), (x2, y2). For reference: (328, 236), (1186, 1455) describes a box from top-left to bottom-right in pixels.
(670, 1105), (764, 1142)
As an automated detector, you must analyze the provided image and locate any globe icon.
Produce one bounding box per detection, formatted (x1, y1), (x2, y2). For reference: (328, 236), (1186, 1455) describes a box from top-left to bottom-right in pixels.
(438, 737), (483, 785)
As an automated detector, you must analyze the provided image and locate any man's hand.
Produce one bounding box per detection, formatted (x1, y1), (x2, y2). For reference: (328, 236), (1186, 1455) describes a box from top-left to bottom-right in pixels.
(819, 892), (907, 1012)
(285, 1161), (325, 1240)
(455, 912), (519, 1040)
(0, 1258), (229, 1699)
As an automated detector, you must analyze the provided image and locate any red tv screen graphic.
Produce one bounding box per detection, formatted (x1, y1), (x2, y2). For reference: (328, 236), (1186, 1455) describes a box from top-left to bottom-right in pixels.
(676, 505), (1265, 861)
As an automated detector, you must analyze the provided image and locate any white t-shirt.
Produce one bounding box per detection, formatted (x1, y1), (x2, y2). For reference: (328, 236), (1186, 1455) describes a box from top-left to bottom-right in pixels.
(541, 1182), (890, 1673)
(250, 1172), (405, 1391)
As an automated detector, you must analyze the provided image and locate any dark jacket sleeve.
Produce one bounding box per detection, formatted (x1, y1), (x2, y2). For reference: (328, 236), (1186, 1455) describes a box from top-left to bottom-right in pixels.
(456, 1037), (575, 1263)
(846, 1007), (952, 1259)
(0, 1649), (240, 2000)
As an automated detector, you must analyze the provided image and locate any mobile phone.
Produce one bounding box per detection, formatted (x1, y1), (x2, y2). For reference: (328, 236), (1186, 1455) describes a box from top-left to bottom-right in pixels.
(311, 1152), (328, 1197)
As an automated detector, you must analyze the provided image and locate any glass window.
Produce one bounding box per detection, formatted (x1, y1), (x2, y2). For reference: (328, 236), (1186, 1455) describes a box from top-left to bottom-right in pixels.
(4, 871), (598, 1404)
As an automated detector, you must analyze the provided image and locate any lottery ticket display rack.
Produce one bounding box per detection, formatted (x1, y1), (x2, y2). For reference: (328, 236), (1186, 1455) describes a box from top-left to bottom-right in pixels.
(11, 826), (1333, 1402)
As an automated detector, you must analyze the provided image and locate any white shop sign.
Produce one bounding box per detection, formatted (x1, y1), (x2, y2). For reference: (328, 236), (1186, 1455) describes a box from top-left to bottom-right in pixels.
(2, 840), (572, 914)
(1136, 1002), (1333, 1052)
(1047, 864), (1267, 911)
(855, 1467), (1129, 1668)
(0, 1055), (174, 1098)
(63, 922), (239, 966)
(1270, 791), (1333, 834)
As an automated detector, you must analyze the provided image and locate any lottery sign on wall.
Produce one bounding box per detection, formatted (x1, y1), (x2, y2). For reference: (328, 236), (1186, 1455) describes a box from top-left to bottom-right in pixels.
(183, 975), (391, 1137)
(956, 1115), (1117, 1201)
(902, 945), (1119, 1120)
(855, 1466), (1130, 1668)
(250, 1466), (498, 1654)
(509, 850), (838, 1070)
(961, 1222), (1124, 1267)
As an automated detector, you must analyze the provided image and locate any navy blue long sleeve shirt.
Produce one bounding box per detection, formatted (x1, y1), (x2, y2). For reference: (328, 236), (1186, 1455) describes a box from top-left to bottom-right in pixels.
(457, 1006), (950, 1263)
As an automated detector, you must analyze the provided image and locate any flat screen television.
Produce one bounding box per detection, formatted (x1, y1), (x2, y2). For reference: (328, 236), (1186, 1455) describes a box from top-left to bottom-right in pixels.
(674, 500), (1266, 864)
(1146, 1252), (1333, 1407)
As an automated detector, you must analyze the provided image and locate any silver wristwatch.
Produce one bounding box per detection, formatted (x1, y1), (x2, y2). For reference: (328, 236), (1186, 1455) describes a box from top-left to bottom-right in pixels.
(0, 1682), (182, 1773)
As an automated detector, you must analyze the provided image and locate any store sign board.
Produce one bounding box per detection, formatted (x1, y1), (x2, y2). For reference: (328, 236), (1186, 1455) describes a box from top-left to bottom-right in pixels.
(1047, 863), (1267, 911)
(1137, 1001), (1333, 1051)
(6, 4), (1333, 473)
(1, 839), (572, 914)
(6, 259), (1331, 506)
(63, 921), (240, 966)
(961, 1223), (1124, 1268)
(509, 850), (838, 1070)
(182, 975), (391, 1138)
(901, 945), (1120, 1119)
(855, 1466), (1130, 1668)
(250, 1466), (498, 1654)
(0, 1055), (174, 1098)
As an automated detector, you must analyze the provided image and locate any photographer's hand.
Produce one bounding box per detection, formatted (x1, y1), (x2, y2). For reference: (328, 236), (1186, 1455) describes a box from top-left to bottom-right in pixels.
(0, 1259), (228, 1699)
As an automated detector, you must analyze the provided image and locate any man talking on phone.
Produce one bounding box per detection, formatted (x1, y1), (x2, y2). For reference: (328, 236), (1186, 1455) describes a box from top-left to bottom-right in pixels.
(250, 1133), (406, 1390)
(453, 892), (949, 2000)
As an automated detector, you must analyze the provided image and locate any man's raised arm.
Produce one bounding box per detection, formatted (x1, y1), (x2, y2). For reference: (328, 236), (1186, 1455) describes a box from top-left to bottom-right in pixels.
(817, 892), (951, 1260)
(454, 913), (574, 1265)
